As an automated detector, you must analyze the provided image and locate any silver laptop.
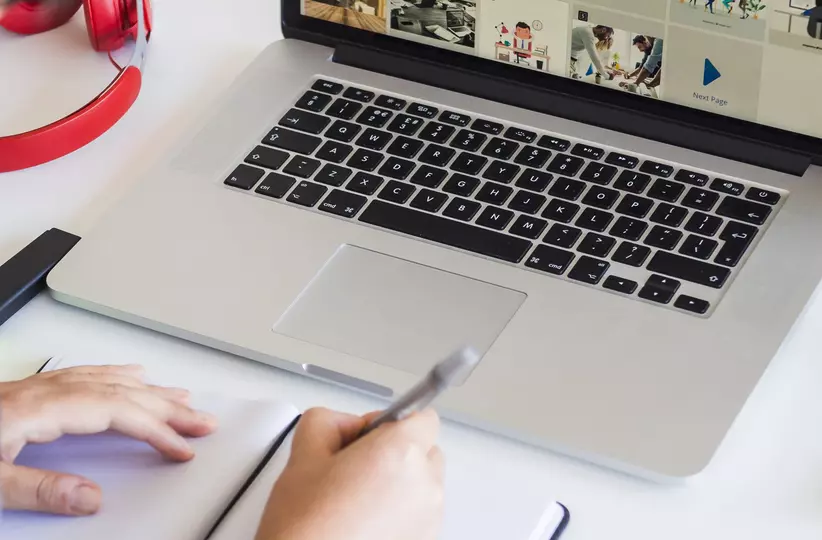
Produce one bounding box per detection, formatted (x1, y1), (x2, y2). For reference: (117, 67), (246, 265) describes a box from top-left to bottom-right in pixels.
(47, 0), (822, 481)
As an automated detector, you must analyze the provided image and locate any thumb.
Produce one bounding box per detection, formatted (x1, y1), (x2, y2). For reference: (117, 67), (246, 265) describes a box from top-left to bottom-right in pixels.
(0, 461), (102, 515)
(291, 408), (368, 459)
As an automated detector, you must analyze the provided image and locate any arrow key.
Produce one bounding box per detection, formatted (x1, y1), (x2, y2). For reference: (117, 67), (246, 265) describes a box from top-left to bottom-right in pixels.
(716, 196), (771, 225)
(603, 275), (638, 294)
(638, 275), (680, 304)
(674, 295), (710, 315)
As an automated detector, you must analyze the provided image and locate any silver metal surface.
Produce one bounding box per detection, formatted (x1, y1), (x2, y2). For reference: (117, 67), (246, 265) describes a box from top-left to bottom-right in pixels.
(46, 38), (822, 481)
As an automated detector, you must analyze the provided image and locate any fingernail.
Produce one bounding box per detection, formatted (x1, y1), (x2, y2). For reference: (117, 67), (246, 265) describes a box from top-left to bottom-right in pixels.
(198, 411), (218, 428)
(70, 484), (101, 515)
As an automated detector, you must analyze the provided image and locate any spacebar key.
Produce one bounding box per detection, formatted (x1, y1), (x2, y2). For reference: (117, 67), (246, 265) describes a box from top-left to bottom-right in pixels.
(646, 251), (731, 289)
(359, 200), (532, 263)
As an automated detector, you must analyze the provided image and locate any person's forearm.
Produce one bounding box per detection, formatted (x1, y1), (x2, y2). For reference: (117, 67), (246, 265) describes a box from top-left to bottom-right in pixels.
(635, 68), (650, 83)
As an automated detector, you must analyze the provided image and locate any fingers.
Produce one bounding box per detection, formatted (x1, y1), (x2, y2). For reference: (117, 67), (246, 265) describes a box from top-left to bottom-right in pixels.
(42, 364), (145, 380)
(0, 461), (102, 516)
(291, 408), (367, 459)
(382, 408), (441, 452)
(427, 445), (445, 481)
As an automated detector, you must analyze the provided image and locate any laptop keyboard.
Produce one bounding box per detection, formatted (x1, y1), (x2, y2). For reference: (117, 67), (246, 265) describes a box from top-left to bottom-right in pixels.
(223, 77), (787, 317)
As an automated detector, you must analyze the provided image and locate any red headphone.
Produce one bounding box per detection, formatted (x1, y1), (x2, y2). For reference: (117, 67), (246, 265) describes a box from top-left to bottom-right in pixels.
(0, 0), (152, 173)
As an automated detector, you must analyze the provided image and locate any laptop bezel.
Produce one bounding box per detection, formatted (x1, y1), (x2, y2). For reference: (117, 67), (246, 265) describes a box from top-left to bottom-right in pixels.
(281, 0), (822, 168)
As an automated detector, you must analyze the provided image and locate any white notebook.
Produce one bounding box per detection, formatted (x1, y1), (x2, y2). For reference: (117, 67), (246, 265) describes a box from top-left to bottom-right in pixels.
(0, 356), (569, 540)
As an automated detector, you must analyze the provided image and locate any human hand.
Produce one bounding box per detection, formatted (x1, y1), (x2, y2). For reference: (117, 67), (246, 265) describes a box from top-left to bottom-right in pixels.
(255, 407), (444, 540)
(0, 364), (218, 516)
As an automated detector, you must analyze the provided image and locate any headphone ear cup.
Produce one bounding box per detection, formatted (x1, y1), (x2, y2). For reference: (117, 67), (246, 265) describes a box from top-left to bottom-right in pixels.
(83, 0), (126, 51)
(0, 0), (83, 35)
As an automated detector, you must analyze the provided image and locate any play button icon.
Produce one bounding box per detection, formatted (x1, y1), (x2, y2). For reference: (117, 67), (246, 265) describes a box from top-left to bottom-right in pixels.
(703, 59), (721, 86)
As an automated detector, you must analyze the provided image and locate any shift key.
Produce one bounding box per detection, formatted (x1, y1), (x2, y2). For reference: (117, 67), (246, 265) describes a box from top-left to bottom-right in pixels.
(262, 127), (322, 155)
(646, 251), (731, 288)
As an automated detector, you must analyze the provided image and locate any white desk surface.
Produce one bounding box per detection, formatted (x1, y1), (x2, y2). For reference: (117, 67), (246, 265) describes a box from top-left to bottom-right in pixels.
(2, 1), (822, 538)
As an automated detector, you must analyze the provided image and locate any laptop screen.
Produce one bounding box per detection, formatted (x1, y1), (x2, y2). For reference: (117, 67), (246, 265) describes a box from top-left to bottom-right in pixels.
(301, 0), (822, 142)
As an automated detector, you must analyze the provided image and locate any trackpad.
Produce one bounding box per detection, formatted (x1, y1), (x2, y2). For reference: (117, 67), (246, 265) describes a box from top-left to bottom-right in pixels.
(273, 245), (526, 376)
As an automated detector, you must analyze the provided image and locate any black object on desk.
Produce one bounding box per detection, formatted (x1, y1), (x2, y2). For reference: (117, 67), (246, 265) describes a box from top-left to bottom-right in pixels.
(0, 228), (80, 327)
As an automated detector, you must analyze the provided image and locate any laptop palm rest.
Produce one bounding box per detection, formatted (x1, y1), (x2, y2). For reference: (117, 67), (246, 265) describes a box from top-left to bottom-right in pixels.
(272, 244), (526, 378)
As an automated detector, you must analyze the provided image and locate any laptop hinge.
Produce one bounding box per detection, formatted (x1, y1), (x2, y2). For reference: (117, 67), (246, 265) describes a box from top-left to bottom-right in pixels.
(332, 43), (811, 177)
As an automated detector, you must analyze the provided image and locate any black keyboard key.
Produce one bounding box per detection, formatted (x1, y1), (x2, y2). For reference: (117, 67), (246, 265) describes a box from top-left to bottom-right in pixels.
(287, 180), (327, 207)
(508, 190), (546, 214)
(640, 160), (674, 177)
(283, 155), (321, 178)
(374, 95), (406, 110)
(295, 91), (332, 112)
(410, 165), (448, 188)
(605, 152), (639, 169)
(571, 144), (604, 160)
(684, 212), (723, 237)
(514, 146), (552, 168)
(675, 295), (710, 314)
(359, 200), (532, 263)
(650, 203), (688, 227)
(647, 251), (731, 288)
(410, 188), (448, 213)
(510, 215), (548, 239)
(316, 140), (353, 163)
(279, 108), (331, 134)
(378, 180), (416, 204)
(525, 245), (575, 275)
(544, 224), (582, 249)
(483, 160), (521, 184)
(356, 106), (393, 128)
(419, 144), (456, 167)
(715, 221), (757, 267)
(451, 152), (487, 175)
(710, 178), (744, 196)
(679, 234), (718, 260)
(547, 154), (585, 176)
(263, 127), (321, 155)
(648, 179), (685, 202)
(537, 135), (571, 152)
(476, 182), (513, 206)
(407, 103), (438, 118)
(245, 146), (288, 170)
(576, 208), (614, 232)
(681, 187), (719, 211)
(578, 233), (615, 257)
(443, 173), (480, 197)
(476, 206), (514, 230)
(315, 163), (353, 187)
(346, 172), (384, 196)
(318, 189), (367, 218)
(450, 129), (487, 152)
(504, 126), (536, 143)
(516, 169), (553, 193)
(442, 197), (481, 221)
(568, 256), (609, 285)
(343, 87), (375, 102)
(611, 241), (651, 267)
(325, 120), (361, 142)
(746, 187), (781, 205)
(613, 171), (651, 193)
(643, 225), (682, 250)
(482, 138), (519, 160)
(616, 194), (653, 218)
(347, 148), (384, 171)
(378, 157), (415, 180)
(419, 121), (456, 144)
(638, 275), (680, 304)
(541, 199), (580, 223)
(356, 128), (393, 151)
(255, 172), (295, 198)
(440, 111), (471, 127)
(603, 276), (638, 294)
(548, 177), (586, 201)
(580, 163), (617, 185)
(387, 114), (424, 136)
(581, 186), (619, 209)
(471, 119), (503, 135)
(312, 79), (343, 94)
(386, 136), (424, 159)
(610, 216), (647, 241)
(675, 169), (709, 187)
(715, 196), (771, 225)
(326, 98), (363, 120)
